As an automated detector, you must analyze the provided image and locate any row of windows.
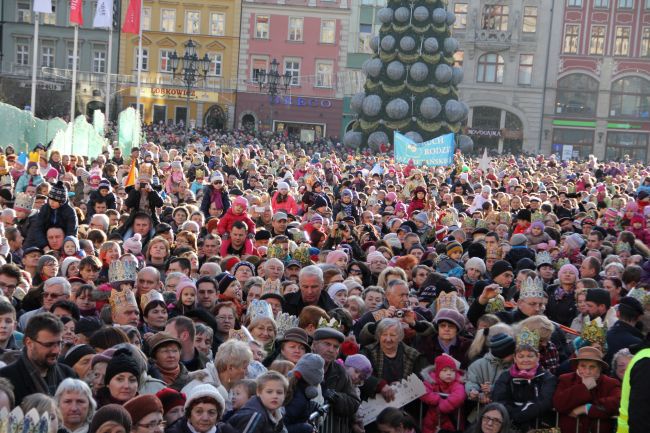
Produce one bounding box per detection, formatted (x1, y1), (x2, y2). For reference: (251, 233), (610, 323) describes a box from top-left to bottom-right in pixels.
(468, 53), (535, 85)
(15, 38), (107, 72)
(253, 15), (337, 44)
(133, 48), (224, 76)
(555, 129), (649, 161)
(251, 57), (335, 88)
(567, 0), (650, 9)
(452, 4), (539, 33)
(564, 24), (650, 56)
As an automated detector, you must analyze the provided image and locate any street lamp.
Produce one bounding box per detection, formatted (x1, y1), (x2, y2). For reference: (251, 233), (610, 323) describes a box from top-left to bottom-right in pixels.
(258, 59), (292, 131)
(170, 39), (210, 148)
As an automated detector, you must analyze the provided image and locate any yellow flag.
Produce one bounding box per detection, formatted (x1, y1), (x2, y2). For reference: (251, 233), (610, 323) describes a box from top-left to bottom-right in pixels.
(125, 159), (138, 187)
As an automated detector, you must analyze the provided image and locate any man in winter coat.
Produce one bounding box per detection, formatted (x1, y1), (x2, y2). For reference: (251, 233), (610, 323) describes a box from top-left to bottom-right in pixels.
(24, 181), (78, 249)
(605, 297), (644, 365)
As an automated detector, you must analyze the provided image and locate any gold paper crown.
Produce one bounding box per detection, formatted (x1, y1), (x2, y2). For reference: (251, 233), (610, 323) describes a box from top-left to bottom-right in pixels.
(498, 212), (512, 225)
(581, 317), (606, 346)
(436, 292), (458, 311)
(554, 257), (570, 271)
(520, 276), (546, 300)
(516, 326), (541, 351)
(267, 244), (289, 261)
(292, 244), (313, 266)
(462, 218), (476, 229)
(195, 169), (205, 179)
(615, 242), (632, 254)
(441, 213), (458, 228)
(476, 220), (489, 230)
(531, 211), (544, 223)
(535, 251), (553, 268)
(109, 260), (138, 284)
(109, 288), (138, 312)
(485, 296), (506, 313)
(140, 290), (164, 310)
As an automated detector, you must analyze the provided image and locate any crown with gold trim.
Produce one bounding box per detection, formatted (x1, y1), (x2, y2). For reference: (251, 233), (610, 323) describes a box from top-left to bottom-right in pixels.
(581, 317), (606, 347)
(531, 211), (545, 223)
(462, 218), (476, 229)
(554, 257), (570, 271)
(140, 290), (164, 311)
(292, 244), (313, 266)
(615, 242), (632, 254)
(109, 260), (138, 285)
(436, 292), (458, 311)
(229, 326), (253, 342)
(516, 326), (541, 351)
(249, 299), (274, 322)
(318, 316), (343, 333)
(441, 212), (458, 228)
(535, 251), (553, 268)
(485, 295), (506, 313)
(498, 212), (512, 225)
(109, 288), (138, 312)
(520, 276), (546, 300)
(476, 219), (489, 230)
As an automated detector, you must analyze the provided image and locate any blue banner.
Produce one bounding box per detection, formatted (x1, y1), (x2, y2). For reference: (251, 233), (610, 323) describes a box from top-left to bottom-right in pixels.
(394, 132), (455, 166)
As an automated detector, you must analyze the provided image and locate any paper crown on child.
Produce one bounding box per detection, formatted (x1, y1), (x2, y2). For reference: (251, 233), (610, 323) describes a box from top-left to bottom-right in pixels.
(109, 288), (138, 312)
(248, 299), (274, 322)
(140, 290), (164, 311)
(581, 317), (607, 347)
(14, 193), (34, 212)
(519, 276), (546, 300)
(516, 327), (541, 351)
(109, 260), (138, 285)
(535, 251), (553, 268)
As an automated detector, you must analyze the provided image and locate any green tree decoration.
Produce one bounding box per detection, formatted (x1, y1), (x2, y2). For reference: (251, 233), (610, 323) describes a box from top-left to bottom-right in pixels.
(344, 0), (473, 152)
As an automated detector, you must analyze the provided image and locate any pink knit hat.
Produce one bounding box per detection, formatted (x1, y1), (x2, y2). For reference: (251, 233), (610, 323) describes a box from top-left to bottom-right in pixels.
(233, 196), (248, 210)
(326, 250), (348, 265)
(175, 277), (197, 300)
(559, 263), (579, 279)
(123, 234), (142, 255)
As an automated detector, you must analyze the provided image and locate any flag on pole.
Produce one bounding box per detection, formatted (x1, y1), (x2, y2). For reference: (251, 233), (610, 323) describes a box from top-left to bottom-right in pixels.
(124, 158), (138, 187)
(33, 0), (52, 13)
(69, 0), (83, 25)
(92, 0), (113, 28)
(122, 0), (141, 34)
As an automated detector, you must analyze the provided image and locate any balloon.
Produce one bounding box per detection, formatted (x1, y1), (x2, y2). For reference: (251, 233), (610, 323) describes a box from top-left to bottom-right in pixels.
(414, 6), (429, 22)
(423, 37), (439, 54)
(368, 131), (389, 150)
(386, 61), (406, 81)
(366, 58), (383, 78)
(394, 7), (410, 23)
(409, 62), (429, 82)
(350, 92), (365, 114)
(405, 131), (423, 143)
(385, 98), (409, 120)
(459, 135), (474, 153)
(445, 100), (464, 123)
(432, 8), (447, 25)
(399, 36), (416, 52)
(343, 131), (363, 147)
(443, 37), (459, 55)
(362, 94), (382, 117)
(377, 7), (394, 24)
(435, 64), (453, 83)
(451, 66), (464, 85)
(381, 35), (396, 52)
(420, 97), (442, 120)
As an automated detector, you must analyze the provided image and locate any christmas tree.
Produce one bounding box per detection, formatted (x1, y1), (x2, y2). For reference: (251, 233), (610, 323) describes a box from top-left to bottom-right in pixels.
(343, 0), (473, 151)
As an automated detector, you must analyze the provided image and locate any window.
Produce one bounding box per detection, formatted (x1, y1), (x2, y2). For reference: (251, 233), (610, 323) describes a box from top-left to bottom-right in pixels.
(288, 17), (303, 41)
(159, 49), (173, 72)
(251, 57), (268, 82)
(358, 23), (373, 53)
(482, 5), (509, 31)
(523, 7), (537, 33)
(518, 54), (533, 85)
(564, 24), (580, 53)
(42, 3), (56, 25)
(93, 48), (107, 73)
(185, 11), (200, 34)
(255, 15), (269, 39)
(618, 0), (633, 7)
(555, 74), (599, 115)
(316, 61), (333, 87)
(646, 0), (650, 8)
(40, 43), (54, 68)
(161, 9), (176, 32)
(135, 47), (149, 71)
(614, 27), (630, 55)
(142, 7), (152, 30)
(590, 26), (606, 55)
(594, 0), (609, 7)
(210, 13), (225, 36)
(17, 2), (31, 23)
(610, 77), (650, 118)
(67, 45), (80, 70)
(15, 38), (30, 66)
(454, 4), (468, 29)
(476, 53), (504, 83)
(321, 19), (336, 44)
(642, 28), (650, 57)
(284, 59), (301, 85)
(210, 53), (222, 76)
(606, 132), (648, 162)
(568, 0), (582, 7)
(552, 129), (594, 159)
(453, 51), (464, 67)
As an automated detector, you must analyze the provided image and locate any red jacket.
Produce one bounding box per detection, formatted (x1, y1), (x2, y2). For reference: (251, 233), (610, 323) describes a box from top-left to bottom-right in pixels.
(271, 191), (298, 215)
(553, 372), (621, 433)
(420, 367), (466, 433)
(216, 209), (256, 235)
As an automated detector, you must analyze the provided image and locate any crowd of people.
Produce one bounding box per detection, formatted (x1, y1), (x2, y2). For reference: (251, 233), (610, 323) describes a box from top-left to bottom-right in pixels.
(0, 126), (648, 433)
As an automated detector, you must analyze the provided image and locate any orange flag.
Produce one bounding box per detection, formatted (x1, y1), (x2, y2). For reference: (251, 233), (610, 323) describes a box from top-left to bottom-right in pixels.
(125, 158), (138, 187)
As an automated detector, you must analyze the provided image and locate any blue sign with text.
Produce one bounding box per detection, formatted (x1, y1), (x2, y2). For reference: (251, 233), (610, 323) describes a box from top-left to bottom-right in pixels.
(394, 132), (455, 166)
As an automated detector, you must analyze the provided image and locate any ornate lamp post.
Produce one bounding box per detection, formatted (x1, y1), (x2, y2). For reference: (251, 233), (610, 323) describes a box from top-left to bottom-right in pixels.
(169, 39), (210, 148)
(258, 58), (292, 131)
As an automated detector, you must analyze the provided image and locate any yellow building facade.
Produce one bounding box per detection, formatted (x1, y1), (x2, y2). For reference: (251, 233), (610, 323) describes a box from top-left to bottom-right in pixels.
(118, 0), (241, 128)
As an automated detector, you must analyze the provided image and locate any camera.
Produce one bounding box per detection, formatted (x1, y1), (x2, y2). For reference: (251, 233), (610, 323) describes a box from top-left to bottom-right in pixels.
(140, 182), (147, 189)
(395, 309), (407, 318)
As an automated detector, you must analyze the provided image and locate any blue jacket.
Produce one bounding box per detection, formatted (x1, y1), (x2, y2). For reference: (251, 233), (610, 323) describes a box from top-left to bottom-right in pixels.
(227, 396), (285, 433)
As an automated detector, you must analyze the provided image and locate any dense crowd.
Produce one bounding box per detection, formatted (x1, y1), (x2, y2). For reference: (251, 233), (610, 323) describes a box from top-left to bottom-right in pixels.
(0, 127), (649, 433)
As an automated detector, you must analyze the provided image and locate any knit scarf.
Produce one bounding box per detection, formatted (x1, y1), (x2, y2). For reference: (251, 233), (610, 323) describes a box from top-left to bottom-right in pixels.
(211, 188), (224, 209)
(509, 363), (538, 380)
(157, 363), (181, 385)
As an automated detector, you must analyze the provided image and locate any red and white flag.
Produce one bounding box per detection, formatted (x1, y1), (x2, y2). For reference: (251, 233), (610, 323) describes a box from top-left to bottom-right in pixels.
(122, 0), (141, 34)
(69, 0), (83, 25)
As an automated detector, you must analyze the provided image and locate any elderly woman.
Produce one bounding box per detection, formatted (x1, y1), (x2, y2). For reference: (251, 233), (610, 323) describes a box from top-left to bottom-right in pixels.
(612, 348), (633, 381)
(545, 263), (579, 326)
(125, 394), (165, 433)
(263, 327), (311, 366)
(142, 296), (169, 333)
(360, 318), (428, 402)
(166, 384), (236, 433)
(55, 378), (97, 433)
(417, 308), (472, 369)
(214, 302), (238, 342)
(553, 347), (621, 433)
(247, 315), (277, 353)
(492, 328), (557, 432)
(147, 333), (191, 392)
(182, 340), (253, 410)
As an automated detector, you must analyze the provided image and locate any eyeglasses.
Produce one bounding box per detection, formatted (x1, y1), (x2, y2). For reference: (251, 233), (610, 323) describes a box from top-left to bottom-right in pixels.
(137, 420), (167, 430)
(349, 268), (362, 275)
(482, 415), (503, 425)
(213, 181), (223, 185)
(43, 292), (64, 299)
(32, 339), (63, 349)
(216, 315), (235, 321)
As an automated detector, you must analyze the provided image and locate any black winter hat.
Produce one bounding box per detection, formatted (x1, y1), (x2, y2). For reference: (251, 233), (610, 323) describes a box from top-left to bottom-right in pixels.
(489, 333), (516, 359)
(104, 351), (141, 386)
(585, 288), (611, 309)
(491, 260), (513, 279)
(48, 180), (68, 203)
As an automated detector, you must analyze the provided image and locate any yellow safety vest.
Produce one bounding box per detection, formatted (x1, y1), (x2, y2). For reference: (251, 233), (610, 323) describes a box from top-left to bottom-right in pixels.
(617, 347), (650, 433)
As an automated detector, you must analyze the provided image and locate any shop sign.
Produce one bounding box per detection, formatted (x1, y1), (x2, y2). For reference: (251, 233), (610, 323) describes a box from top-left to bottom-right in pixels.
(151, 87), (197, 98)
(270, 95), (333, 108)
(467, 128), (501, 138)
(131, 87), (219, 101)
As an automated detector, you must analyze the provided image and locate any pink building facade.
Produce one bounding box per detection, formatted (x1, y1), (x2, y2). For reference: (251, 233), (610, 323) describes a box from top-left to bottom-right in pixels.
(235, 0), (351, 141)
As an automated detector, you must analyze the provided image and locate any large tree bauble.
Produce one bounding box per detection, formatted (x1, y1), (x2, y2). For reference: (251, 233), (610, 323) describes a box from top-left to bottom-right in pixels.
(443, 37), (459, 55)
(413, 6), (429, 22)
(381, 35), (396, 52)
(459, 101), (470, 120)
(394, 7), (410, 23)
(446, 11), (456, 25)
(405, 131), (423, 143)
(366, 58), (383, 78)
(362, 94), (382, 117)
(459, 135), (474, 153)
(343, 131), (363, 147)
(377, 7), (393, 24)
(445, 100), (464, 123)
(386, 98), (409, 120)
(400, 36), (416, 52)
(386, 61), (406, 80)
(435, 64), (453, 83)
(423, 37), (439, 54)
(432, 8), (447, 25)
(350, 92), (365, 113)
(370, 36), (380, 52)
(368, 131), (389, 150)
(410, 62), (429, 82)
(451, 66), (464, 85)
(420, 97), (442, 120)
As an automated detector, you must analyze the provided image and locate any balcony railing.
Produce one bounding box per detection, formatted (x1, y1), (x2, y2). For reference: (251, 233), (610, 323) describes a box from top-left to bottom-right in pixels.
(472, 29), (512, 50)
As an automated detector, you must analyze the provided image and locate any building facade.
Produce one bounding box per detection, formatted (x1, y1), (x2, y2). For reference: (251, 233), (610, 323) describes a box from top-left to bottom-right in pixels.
(544, 0), (650, 161)
(118, 0), (241, 128)
(0, 0), (120, 119)
(447, 0), (562, 155)
(234, 0), (351, 141)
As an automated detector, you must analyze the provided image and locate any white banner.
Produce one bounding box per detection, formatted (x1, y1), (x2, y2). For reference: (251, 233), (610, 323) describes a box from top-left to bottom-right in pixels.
(357, 374), (427, 425)
(32, 0), (52, 13)
(93, 0), (113, 28)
